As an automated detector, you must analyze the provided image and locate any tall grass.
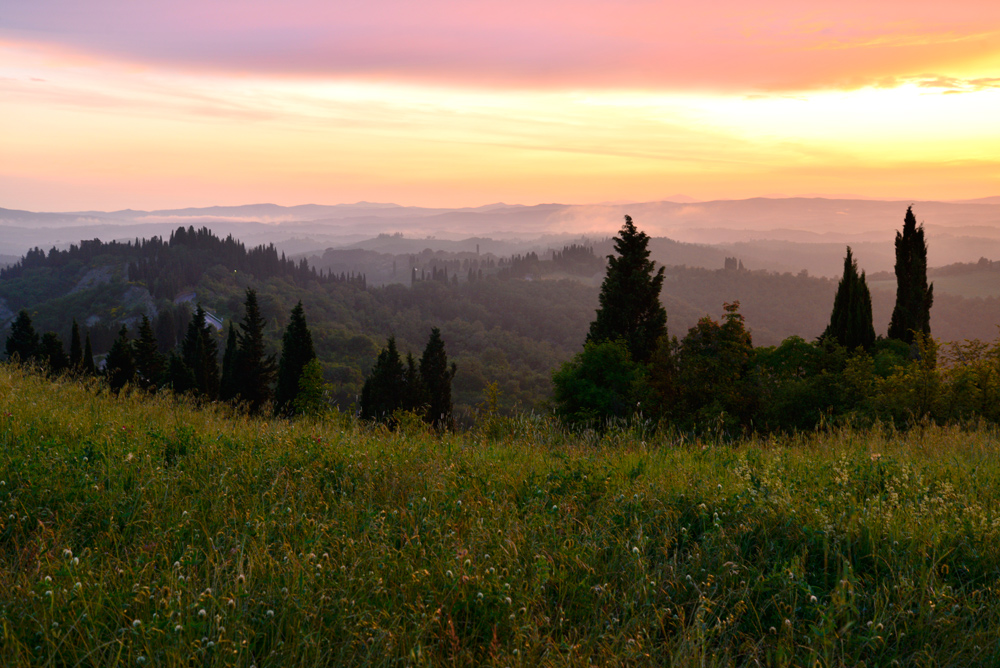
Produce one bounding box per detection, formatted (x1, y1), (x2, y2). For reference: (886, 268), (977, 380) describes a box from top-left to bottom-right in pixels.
(2, 364), (1000, 666)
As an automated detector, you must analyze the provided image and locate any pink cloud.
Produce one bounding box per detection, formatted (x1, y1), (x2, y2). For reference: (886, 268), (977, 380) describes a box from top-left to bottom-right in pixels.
(2, 0), (999, 91)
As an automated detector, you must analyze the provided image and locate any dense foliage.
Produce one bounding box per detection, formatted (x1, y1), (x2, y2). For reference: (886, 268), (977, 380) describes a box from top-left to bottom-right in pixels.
(554, 213), (1000, 435)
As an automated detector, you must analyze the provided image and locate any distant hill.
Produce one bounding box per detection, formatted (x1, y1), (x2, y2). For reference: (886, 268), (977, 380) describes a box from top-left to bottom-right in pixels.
(6, 225), (1000, 414)
(4, 196), (1000, 278)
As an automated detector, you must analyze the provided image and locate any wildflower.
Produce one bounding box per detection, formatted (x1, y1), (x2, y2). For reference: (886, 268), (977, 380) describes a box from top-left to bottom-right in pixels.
(174, 625), (182, 632)
(810, 595), (818, 604)
(266, 610), (274, 617)
(198, 609), (207, 618)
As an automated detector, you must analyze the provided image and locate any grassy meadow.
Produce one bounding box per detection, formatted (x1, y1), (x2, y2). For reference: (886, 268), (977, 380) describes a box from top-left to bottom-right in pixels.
(2, 365), (1000, 666)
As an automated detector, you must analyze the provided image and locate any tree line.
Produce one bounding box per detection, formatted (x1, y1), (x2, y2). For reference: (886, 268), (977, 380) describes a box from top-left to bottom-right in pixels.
(0, 225), (364, 303)
(5, 289), (324, 417)
(5, 286), (458, 429)
(551, 208), (984, 434)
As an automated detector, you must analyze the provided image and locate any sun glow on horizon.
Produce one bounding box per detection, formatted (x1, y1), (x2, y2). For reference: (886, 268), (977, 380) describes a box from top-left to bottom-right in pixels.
(1, 29), (999, 211)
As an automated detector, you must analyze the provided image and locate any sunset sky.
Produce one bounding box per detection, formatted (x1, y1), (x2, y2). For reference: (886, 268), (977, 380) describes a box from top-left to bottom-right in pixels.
(2, 0), (999, 211)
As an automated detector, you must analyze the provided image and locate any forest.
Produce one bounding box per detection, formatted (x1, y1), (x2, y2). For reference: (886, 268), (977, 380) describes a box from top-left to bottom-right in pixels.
(3, 207), (1000, 432)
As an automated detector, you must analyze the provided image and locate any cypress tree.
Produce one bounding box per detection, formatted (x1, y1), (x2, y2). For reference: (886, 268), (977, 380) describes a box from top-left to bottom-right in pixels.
(275, 301), (316, 416)
(83, 333), (96, 376)
(233, 288), (276, 414)
(888, 206), (934, 344)
(822, 247), (876, 351)
(104, 325), (136, 393)
(5, 310), (39, 363)
(69, 319), (83, 370)
(134, 315), (164, 390)
(219, 323), (239, 402)
(419, 327), (456, 431)
(587, 215), (667, 363)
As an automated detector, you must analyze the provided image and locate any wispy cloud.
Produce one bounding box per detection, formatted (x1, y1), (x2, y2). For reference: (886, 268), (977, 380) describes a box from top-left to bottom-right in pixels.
(2, 1), (999, 92)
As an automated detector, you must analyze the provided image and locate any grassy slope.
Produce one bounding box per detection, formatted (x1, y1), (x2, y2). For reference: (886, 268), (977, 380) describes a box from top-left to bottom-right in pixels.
(2, 366), (1000, 666)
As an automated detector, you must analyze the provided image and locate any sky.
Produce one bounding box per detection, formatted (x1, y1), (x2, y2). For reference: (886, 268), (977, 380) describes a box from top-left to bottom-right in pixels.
(2, 0), (1000, 211)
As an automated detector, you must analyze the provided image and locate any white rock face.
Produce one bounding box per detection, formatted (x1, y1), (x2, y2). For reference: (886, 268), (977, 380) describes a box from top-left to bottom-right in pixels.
(70, 266), (114, 294)
(0, 297), (14, 328)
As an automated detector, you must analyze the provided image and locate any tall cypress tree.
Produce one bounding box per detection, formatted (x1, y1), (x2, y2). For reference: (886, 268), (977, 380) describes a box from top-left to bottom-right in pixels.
(233, 288), (277, 414)
(587, 215), (667, 364)
(888, 206), (934, 344)
(419, 327), (456, 431)
(5, 310), (39, 363)
(105, 325), (136, 393)
(822, 246), (876, 351)
(133, 315), (164, 390)
(69, 319), (83, 371)
(275, 301), (316, 416)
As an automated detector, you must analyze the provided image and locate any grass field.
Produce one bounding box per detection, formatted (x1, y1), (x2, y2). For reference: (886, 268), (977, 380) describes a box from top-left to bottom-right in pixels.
(2, 365), (1000, 666)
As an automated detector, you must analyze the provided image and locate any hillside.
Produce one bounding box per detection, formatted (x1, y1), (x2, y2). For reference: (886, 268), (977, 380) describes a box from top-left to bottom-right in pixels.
(2, 366), (1000, 665)
(6, 196), (1000, 279)
(4, 227), (1000, 412)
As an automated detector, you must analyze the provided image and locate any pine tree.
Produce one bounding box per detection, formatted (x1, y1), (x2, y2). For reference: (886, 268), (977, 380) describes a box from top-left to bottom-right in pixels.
(233, 288), (277, 414)
(219, 323), (239, 402)
(105, 325), (136, 393)
(888, 206), (934, 344)
(587, 215), (667, 364)
(359, 336), (407, 423)
(180, 305), (219, 399)
(419, 327), (456, 430)
(83, 333), (96, 376)
(69, 319), (83, 370)
(5, 310), (39, 363)
(133, 315), (165, 390)
(39, 332), (69, 374)
(275, 301), (316, 416)
(822, 247), (876, 351)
